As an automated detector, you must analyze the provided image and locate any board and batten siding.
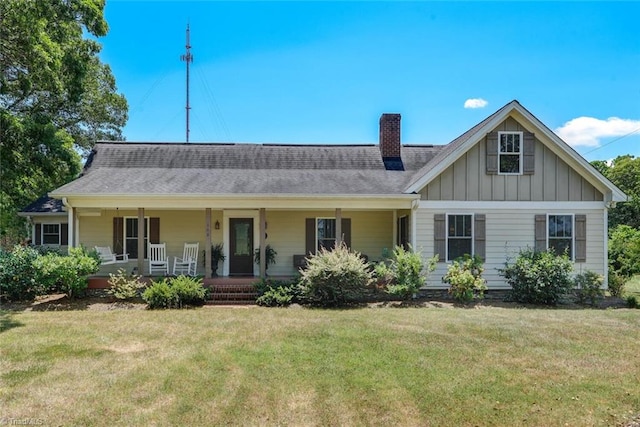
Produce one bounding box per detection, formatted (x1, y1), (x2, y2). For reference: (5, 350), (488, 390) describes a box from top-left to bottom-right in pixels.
(419, 117), (603, 202)
(415, 207), (605, 289)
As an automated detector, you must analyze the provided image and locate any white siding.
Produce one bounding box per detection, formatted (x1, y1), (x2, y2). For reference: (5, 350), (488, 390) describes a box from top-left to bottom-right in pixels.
(415, 206), (605, 289)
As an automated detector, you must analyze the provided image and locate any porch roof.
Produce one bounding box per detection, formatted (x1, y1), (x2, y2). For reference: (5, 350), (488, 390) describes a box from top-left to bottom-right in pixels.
(18, 195), (65, 216)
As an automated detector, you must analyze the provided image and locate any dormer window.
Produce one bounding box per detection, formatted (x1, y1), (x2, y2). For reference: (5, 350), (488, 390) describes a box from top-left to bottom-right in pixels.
(498, 131), (523, 174)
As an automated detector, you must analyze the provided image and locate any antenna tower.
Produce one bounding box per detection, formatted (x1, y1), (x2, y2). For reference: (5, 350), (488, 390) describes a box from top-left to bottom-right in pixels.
(180, 23), (193, 142)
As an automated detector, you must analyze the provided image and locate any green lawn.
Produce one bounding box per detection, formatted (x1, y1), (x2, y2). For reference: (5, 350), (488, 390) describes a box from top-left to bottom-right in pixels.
(625, 275), (640, 297)
(1, 305), (639, 426)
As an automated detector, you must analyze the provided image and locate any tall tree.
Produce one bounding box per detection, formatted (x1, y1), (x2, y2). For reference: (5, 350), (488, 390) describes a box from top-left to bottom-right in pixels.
(0, 0), (128, 244)
(592, 156), (640, 229)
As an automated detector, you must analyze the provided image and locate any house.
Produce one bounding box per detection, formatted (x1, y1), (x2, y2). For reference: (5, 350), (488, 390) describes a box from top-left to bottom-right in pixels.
(21, 100), (626, 288)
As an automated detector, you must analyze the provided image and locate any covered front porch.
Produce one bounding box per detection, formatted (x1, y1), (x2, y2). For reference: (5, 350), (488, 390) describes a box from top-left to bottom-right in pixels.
(65, 195), (418, 280)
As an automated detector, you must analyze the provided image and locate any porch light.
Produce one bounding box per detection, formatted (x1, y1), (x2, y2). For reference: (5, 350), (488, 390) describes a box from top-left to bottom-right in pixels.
(215, 220), (220, 230)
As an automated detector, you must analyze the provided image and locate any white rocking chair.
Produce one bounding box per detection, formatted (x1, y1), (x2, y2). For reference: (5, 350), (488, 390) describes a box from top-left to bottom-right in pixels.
(148, 243), (169, 276)
(95, 246), (129, 265)
(173, 242), (199, 276)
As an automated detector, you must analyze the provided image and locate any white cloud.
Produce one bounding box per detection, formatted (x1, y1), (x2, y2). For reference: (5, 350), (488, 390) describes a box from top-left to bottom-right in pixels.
(554, 116), (640, 147)
(464, 98), (488, 109)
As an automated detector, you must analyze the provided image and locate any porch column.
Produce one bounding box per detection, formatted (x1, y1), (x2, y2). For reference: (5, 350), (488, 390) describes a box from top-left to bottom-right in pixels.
(335, 208), (342, 246)
(410, 200), (418, 248)
(205, 208), (212, 279)
(67, 206), (75, 251)
(259, 208), (266, 277)
(392, 210), (398, 248)
(74, 211), (80, 248)
(137, 208), (145, 276)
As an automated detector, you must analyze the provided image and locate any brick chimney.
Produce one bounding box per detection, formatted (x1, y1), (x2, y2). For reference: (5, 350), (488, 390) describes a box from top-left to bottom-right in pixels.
(379, 113), (401, 159)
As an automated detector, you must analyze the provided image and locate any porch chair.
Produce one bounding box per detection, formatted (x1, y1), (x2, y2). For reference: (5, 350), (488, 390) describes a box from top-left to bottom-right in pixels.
(173, 242), (199, 276)
(95, 246), (129, 265)
(148, 243), (169, 276)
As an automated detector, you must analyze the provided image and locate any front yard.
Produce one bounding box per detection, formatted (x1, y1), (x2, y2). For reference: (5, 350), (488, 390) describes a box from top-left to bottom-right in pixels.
(1, 305), (639, 426)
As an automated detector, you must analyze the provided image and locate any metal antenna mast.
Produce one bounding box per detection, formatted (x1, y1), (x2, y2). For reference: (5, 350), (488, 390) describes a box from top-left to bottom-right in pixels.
(180, 23), (193, 142)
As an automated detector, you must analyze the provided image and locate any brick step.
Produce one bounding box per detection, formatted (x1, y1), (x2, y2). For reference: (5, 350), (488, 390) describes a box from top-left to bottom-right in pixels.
(208, 285), (256, 293)
(206, 283), (259, 305)
(210, 292), (257, 299)
(205, 299), (256, 306)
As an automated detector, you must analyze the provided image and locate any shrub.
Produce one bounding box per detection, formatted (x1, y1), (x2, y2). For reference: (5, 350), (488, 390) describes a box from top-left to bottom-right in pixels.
(442, 255), (487, 302)
(142, 276), (207, 309)
(34, 247), (100, 298)
(609, 225), (640, 278)
(299, 243), (373, 306)
(607, 269), (626, 297)
(254, 278), (299, 307)
(0, 245), (43, 301)
(573, 270), (604, 305)
(107, 268), (146, 300)
(499, 247), (574, 305)
(170, 275), (208, 307)
(256, 287), (294, 307)
(376, 245), (437, 300)
(626, 295), (639, 309)
(142, 279), (175, 309)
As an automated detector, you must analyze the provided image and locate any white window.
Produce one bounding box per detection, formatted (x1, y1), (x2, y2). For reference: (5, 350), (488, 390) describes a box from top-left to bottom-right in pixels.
(125, 217), (149, 259)
(548, 214), (573, 260)
(42, 224), (61, 245)
(498, 131), (523, 174)
(447, 214), (473, 261)
(317, 218), (336, 251)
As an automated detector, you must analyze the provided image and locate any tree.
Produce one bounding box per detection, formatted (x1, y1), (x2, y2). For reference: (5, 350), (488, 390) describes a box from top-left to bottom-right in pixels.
(0, 0), (128, 244)
(591, 156), (640, 229)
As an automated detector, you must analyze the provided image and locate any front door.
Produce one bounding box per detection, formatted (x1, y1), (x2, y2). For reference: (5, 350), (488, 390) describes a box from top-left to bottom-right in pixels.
(229, 218), (254, 275)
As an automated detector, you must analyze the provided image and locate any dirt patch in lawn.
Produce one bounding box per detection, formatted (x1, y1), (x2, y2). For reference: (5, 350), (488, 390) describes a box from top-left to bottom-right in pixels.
(2, 291), (147, 312)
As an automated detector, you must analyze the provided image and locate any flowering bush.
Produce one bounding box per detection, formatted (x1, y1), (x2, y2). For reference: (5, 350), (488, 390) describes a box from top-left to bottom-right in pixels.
(442, 255), (487, 302)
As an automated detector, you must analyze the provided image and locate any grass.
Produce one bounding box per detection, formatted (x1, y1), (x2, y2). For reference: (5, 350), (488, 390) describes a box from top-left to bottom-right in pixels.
(624, 275), (640, 297)
(1, 306), (639, 426)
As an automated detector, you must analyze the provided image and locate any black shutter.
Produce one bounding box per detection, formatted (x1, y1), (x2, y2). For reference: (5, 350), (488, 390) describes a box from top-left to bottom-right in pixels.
(535, 215), (547, 252)
(113, 217), (124, 254)
(523, 132), (535, 175)
(60, 223), (68, 245)
(341, 218), (351, 248)
(305, 218), (316, 255)
(434, 214), (446, 262)
(575, 215), (586, 262)
(474, 214), (486, 261)
(35, 224), (42, 245)
(486, 132), (498, 174)
(150, 217), (160, 244)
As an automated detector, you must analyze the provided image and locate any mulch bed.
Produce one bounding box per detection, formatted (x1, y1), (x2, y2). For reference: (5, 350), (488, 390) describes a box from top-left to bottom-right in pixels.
(1, 289), (630, 311)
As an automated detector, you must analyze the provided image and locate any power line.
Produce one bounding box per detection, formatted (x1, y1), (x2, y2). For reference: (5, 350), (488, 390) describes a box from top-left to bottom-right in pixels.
(583, 126), (640, 155)
(194, 64), (233, 142)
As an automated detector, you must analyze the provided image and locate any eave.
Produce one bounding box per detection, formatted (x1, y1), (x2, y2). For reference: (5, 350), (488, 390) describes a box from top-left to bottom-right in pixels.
(52, 193), (420, 210)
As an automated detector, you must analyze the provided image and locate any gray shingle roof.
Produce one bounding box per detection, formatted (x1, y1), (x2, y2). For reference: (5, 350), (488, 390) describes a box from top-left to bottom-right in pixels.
(52, 143), (444, 196)
(20, 195), (65, 214)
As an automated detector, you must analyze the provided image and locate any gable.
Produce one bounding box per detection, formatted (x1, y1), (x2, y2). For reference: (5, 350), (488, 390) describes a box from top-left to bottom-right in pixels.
(418, 117), (603, 202)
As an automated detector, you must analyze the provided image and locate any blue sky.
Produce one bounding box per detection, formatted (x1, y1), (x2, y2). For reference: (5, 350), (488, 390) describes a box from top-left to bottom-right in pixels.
(100, 1), (640, 162)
